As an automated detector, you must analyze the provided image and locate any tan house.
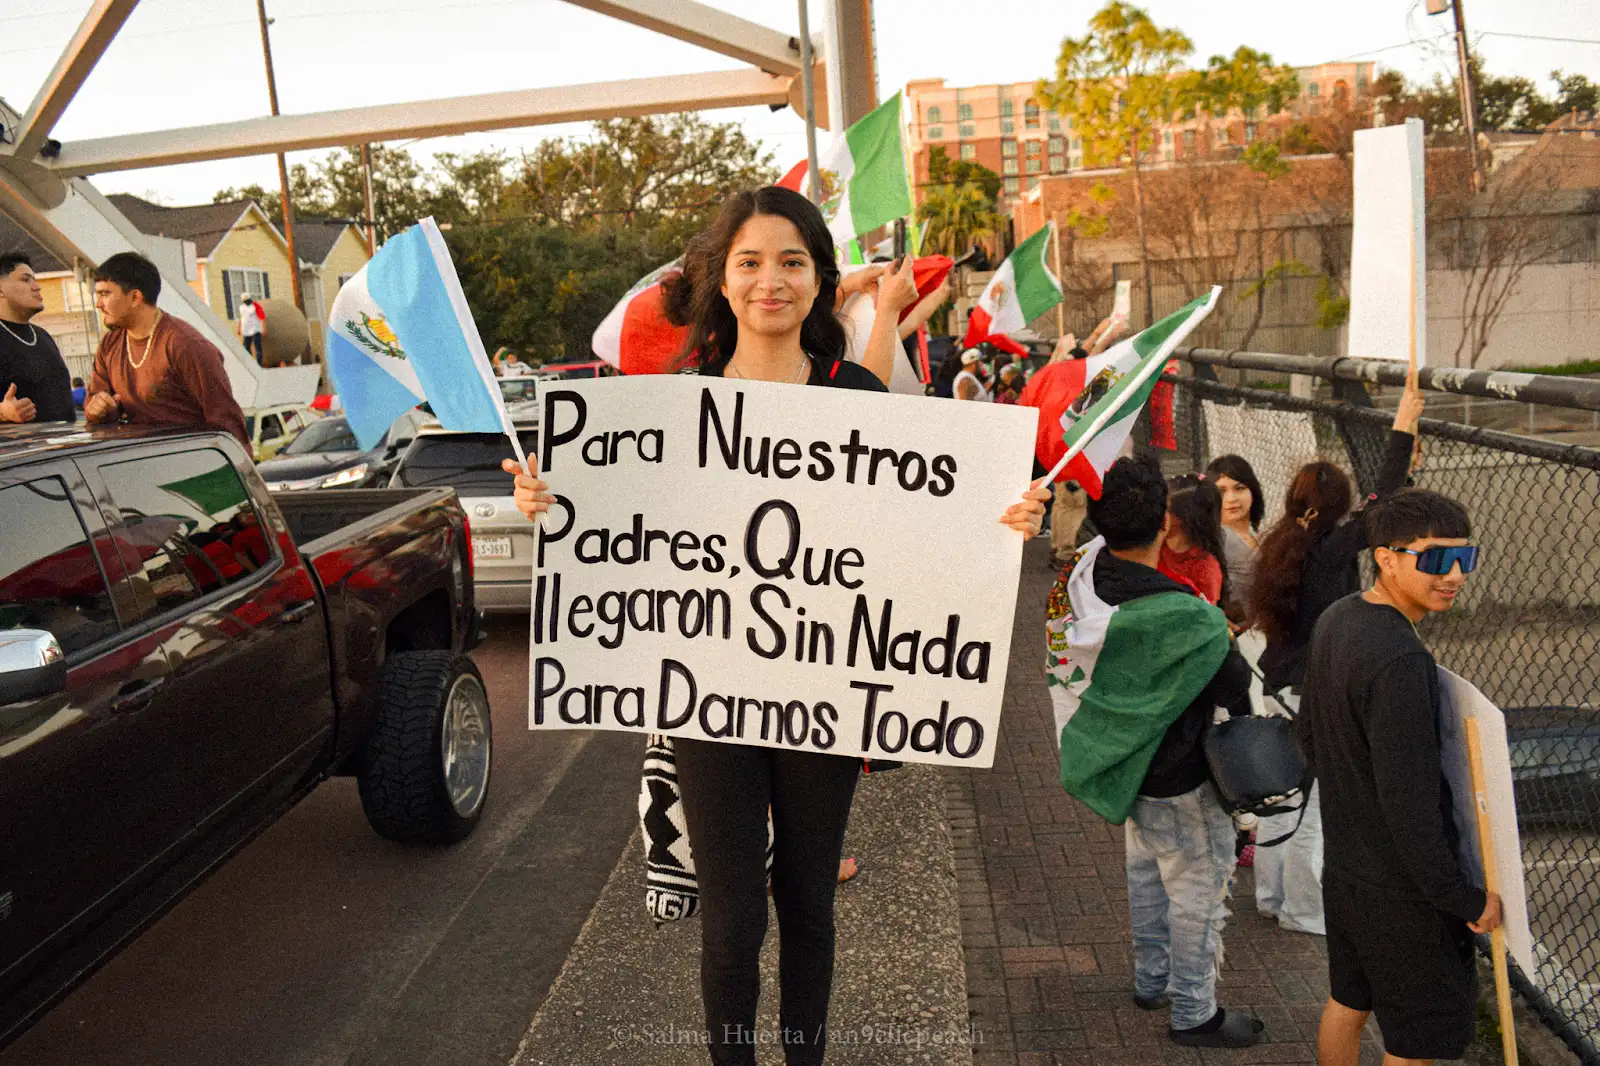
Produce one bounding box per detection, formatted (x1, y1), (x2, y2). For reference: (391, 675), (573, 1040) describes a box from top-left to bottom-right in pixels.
(4, 195), (371, 367)
(111, 195), (374, 358)
(291, 217), (373, 351)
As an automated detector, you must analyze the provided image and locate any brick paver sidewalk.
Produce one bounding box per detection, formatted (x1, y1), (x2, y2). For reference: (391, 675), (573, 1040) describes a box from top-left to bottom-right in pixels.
(945, 540), (1384, 1066)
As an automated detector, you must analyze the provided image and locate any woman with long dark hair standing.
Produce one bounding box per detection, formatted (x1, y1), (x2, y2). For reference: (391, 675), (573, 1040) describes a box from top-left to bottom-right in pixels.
(1246, 368), (1424, 935)
(506, 186), (1049, 1065)
(1204, 454), (1264, 623)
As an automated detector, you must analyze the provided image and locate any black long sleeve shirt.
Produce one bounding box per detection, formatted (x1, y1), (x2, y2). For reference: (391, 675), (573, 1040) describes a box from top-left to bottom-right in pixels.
(1260, 429), (1414, 692)
(1298, 595), (1487, 922)
(0, 322), (75, 424)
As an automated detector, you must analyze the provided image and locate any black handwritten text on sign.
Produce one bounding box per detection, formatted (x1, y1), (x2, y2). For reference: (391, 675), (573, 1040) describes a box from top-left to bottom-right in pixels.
(527, 375), (1036, 768)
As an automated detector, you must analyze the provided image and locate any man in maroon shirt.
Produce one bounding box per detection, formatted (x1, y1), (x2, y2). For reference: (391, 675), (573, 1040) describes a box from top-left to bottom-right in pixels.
(86, 252), (249, 449)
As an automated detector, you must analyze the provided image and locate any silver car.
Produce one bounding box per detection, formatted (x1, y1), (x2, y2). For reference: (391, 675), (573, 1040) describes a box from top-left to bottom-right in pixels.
(390, 412), (539, 613)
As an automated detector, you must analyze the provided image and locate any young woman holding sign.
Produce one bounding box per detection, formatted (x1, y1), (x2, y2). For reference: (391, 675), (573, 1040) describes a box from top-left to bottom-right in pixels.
(506, 186), (1048, 1066)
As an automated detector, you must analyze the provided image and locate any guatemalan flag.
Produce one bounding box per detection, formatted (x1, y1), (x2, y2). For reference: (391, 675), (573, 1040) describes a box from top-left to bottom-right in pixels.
(327, 218), (514, 450)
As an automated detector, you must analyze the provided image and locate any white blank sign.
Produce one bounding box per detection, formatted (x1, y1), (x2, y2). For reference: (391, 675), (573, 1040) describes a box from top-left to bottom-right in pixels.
(1348, 119), (1426, 364)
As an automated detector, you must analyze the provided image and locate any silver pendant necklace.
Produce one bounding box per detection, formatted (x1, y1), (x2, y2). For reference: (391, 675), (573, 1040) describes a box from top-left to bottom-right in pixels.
(0, 320), (38, 347)
(727, 350), (810, 383)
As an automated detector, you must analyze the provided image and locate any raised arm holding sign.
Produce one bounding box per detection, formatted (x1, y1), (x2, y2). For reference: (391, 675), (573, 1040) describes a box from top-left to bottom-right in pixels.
(504, 186), (1046, 1065)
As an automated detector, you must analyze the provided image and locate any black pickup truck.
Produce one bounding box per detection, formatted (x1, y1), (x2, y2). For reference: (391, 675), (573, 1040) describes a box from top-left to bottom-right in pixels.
(0, 423), (491, 1046)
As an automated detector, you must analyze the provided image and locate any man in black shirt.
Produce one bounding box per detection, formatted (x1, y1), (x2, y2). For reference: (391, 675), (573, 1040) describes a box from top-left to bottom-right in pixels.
(0, 253), (75, 425)
(1301, 489), (1501, 1065)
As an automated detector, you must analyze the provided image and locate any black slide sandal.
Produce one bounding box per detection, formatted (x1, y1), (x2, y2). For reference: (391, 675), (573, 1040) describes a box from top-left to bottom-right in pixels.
(1169, 1010), (1265, 1048)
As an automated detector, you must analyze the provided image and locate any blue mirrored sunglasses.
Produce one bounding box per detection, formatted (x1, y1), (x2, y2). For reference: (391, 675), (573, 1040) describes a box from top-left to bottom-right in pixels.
(1387, 544), (1479, 575)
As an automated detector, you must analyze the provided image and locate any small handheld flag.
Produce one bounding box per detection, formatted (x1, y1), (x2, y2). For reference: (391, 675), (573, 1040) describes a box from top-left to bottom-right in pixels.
(779, 92), (914, 246)
(327, 217), (520, 464)
(963, 223), (1063, 357)
(1048, 287), (1221, 496)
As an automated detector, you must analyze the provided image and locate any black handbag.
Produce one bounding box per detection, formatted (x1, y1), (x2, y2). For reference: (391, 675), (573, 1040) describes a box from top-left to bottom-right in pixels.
(1203, 714), (1312, 847)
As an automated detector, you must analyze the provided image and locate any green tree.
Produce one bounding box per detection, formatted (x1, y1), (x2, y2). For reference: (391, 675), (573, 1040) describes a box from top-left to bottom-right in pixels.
(924, 146), (1003, 204)
(1036, 2), (1197, 325)
(916, 181), (1004, 258)
(214, 115), (772, 362)
(1196, 50), (1298, 346)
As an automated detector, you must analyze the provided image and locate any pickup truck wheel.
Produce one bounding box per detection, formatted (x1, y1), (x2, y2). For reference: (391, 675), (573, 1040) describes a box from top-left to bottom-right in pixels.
(359, 651), (492, 845)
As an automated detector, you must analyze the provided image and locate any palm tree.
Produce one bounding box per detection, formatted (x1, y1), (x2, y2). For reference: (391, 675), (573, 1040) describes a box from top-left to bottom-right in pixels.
(918, 181), (1003, 259)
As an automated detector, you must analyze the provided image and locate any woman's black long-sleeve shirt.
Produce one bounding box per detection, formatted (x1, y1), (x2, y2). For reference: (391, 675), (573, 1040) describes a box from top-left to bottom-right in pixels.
(1259, 429), (1414, 692)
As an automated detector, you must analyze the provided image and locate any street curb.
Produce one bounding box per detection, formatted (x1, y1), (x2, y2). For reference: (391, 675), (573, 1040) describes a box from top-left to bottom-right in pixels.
(511, 761), (973, 1065)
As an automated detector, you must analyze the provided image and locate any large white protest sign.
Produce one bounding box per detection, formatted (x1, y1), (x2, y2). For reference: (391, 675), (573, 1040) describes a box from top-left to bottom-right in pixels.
(526, 374), (1038, 768)
(1349, 119), (1427, 364)
(1437, 667), (1533, 975)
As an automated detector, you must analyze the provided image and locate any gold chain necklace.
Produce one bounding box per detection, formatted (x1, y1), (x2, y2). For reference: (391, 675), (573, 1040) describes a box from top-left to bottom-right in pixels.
(726, 350), (809, 384)
(125, 310), (162, 370)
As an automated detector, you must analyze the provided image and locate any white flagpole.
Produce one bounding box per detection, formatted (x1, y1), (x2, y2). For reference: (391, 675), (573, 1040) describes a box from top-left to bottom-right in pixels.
(1041, 348), (1166, 486)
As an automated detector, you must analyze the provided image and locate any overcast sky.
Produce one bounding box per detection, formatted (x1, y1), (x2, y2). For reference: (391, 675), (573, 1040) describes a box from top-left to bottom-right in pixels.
(2, 0), (1596, 208)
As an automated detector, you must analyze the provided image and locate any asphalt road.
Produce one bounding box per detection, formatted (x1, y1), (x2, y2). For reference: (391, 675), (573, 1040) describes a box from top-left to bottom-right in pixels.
(1, 617), (642, 1066)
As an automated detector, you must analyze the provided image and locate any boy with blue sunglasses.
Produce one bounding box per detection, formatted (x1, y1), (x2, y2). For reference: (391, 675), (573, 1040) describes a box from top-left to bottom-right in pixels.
(1299, 489), (1499, 1066)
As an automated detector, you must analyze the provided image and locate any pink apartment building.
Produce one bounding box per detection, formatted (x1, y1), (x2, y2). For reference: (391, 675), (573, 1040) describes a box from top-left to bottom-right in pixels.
(905, 61), (1377, 204)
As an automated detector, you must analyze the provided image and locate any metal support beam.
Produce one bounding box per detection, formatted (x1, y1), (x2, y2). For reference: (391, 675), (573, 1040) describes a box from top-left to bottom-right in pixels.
(12, 0), (141, 161)
(560, 0), (803, 76)
(822, 0), (878, 129)
(47, 69), (792, 176)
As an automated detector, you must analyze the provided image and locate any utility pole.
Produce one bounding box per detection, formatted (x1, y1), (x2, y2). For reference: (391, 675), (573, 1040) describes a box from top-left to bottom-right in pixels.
(255, 0), (304, 312)
(1433, 0), (1484, 194)
(361, 143), (377, 255)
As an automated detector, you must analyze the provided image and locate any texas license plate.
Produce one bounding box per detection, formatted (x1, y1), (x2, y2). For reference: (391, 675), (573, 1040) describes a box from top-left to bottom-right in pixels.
(473, 536), (513, 560)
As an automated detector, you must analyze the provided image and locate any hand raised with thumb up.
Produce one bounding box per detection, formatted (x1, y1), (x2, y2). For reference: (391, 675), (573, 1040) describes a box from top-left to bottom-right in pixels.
(0, 383), (38, 424)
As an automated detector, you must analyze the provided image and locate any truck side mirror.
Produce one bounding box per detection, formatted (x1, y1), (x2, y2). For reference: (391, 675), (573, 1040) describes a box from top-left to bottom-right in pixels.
(0, 630), (67, 705)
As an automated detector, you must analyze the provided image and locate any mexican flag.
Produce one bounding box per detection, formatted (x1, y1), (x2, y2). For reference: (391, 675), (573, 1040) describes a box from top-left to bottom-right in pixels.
(1052, 287), (1220, 496)
(782, 93), (914, 246)
(591, 257), (687, 376)
(962, 223), (1062, 357)
(1045, 537), (1232, 824)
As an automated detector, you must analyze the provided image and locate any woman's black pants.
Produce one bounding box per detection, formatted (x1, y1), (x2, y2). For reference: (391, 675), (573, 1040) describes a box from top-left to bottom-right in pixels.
(672, 739), (862, 1066)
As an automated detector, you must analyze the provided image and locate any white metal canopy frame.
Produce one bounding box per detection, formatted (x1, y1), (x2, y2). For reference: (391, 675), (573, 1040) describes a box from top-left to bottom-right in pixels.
(0, 0), (877, 407)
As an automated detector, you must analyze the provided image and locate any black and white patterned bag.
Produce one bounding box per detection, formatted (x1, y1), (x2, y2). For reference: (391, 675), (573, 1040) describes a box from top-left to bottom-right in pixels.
(639, 734), (772, 924)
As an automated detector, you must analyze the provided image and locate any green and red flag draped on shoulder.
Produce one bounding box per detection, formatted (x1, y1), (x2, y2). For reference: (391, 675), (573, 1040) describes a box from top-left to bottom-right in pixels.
(1045, 538), (1231, 824)
(962, 223), (1062, 357)
(1050, 287), (1220, 497)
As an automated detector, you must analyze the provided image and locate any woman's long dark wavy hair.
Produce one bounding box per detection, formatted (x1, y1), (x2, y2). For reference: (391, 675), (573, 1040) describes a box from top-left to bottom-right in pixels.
(1204, 453), (1265, 530)
(1249, 461), (1353, 642)
(1168, 475), (1231, 607)
(660, 186), (847, 374)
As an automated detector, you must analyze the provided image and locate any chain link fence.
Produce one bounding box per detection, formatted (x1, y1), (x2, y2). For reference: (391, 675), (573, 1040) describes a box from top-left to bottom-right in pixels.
(1165, 352), (1600, 1064)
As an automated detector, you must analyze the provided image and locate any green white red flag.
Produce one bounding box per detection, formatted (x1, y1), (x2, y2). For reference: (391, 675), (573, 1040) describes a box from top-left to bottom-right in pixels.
(779, 93), (914, 246)
(962, 223), (1062, 357)
(1051, 287), (1221, 496)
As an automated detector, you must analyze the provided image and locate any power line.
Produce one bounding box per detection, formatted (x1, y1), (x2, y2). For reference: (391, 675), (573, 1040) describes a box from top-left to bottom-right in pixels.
(1479, 30), (1600, 47)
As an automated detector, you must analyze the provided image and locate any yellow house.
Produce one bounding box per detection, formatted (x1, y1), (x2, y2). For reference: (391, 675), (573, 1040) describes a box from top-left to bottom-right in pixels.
(292, 218), (373, 353)
(110, 195), (293, 322)
(3, 198), (371, 373)
(105, 195), (370, 360)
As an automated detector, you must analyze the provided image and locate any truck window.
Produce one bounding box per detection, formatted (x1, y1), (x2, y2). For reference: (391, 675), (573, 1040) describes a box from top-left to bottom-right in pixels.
(261, 413), (284, 442)
(100, 449), (275, 617)
(392, 431), (540, 496)
(0, 477), (120, 655)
